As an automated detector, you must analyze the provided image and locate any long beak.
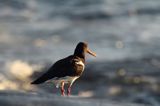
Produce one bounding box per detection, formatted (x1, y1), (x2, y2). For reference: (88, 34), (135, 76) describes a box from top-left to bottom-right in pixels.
(87, 48), (96, 57)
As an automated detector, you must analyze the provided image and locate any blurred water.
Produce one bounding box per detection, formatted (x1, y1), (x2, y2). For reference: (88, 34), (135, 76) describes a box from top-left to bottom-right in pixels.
(1, 0), (160, 63)
(0, 0), (160, 105)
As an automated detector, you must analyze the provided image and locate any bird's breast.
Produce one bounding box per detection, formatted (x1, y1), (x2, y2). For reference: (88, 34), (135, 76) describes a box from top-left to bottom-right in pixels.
(72, 59), (85, 75)
(75, 60), (85, 70)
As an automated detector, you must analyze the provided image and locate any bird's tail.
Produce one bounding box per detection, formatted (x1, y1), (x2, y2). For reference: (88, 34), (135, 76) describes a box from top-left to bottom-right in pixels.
(31, 76), (47, 84)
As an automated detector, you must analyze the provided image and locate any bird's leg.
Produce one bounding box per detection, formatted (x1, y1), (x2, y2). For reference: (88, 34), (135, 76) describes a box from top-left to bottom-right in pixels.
(67, 83), (71, 96)
(60, 81), (65, 96)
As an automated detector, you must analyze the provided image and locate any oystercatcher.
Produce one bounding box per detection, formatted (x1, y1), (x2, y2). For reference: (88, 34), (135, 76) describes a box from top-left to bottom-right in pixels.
(31, 42), (96, 96)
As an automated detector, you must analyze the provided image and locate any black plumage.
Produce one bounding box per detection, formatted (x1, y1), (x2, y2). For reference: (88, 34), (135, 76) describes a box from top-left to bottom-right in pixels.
(31, 56), (84, 84)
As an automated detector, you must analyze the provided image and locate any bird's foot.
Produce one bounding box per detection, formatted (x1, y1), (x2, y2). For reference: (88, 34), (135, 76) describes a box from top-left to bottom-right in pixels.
(61, 81), (65, 96)
(67, 87), (71, 96)
(61, 89), (65, 96)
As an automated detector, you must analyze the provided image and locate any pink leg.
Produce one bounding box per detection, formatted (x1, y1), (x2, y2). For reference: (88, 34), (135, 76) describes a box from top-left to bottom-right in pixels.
(60, 81), (65, 96)
(67, 83), (71, 96)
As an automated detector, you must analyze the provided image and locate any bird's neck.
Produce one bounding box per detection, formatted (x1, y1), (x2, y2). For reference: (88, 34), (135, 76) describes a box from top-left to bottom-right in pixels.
(74, 49), (85, 59)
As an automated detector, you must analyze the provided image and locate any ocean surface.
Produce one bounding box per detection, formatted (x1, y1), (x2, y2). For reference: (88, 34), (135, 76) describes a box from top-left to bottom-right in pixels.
(1, 0), (160, 62)
(0, 0), (160, 106)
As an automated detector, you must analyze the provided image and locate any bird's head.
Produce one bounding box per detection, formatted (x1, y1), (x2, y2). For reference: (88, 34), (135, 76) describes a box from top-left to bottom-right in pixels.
(74, 42), (96, 59)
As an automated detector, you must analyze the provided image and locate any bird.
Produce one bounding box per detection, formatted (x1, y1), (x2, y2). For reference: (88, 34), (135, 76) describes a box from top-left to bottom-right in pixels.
(31, 42), (96, 96)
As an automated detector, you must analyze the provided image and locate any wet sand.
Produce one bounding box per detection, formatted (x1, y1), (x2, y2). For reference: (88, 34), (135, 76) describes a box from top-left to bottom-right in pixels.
(0, 91), (146, 106)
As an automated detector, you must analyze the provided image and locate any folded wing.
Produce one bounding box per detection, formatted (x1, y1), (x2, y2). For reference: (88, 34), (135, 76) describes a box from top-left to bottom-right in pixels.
(31, 56), (74, 84)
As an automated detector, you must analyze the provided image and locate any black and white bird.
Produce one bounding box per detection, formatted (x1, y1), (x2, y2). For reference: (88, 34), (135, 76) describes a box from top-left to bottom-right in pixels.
(31, 42), (96, 96)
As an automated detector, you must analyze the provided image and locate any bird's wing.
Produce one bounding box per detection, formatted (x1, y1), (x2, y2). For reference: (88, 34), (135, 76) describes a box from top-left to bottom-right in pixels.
(31, 56), (74, 84)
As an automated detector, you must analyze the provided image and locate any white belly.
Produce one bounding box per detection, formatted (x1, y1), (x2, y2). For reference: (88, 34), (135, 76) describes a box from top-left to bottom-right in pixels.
(47, 76), (79, 88)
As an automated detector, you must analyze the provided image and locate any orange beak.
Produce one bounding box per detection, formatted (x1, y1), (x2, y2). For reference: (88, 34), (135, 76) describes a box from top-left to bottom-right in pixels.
(87, 48), (96, 57)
